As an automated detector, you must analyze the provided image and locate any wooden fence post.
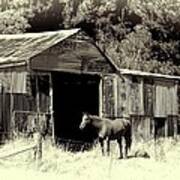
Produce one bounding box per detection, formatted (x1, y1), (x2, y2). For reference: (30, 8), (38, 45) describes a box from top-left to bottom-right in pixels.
(33, 131), (42, 160)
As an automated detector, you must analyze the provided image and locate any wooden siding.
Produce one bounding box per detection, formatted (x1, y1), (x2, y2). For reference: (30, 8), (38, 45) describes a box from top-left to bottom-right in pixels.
(101, 75), (116, 118)
(0, 73), (51, 140)
(0, 93), (10, 140)
(131, 115), (151, 142)
(115, 75), (179, 142)
(129, 77), (144, 115)
(178, 83), (180, 115)
(168, 115), (178, 137)
(154, 80), (178, 117)
(30, 35), (114, 74)
(116, 75), (145, 118)
(0, 67), (28, 94)
(116, 76), (128, 117)
(116, 75), (131, 118)
(143, 79), (154, 116)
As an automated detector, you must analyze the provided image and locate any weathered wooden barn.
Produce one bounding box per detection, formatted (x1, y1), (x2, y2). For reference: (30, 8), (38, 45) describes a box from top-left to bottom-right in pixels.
(111, 69), (180, 142)
(0, 29), (179, 144)
(0, 29), (115, 143)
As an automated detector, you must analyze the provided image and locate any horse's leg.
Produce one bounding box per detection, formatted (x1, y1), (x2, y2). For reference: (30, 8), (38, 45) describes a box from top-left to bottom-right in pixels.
(107, 139), (110, 156)
(124, 127), (132, 159)
(99, 138), (105, 156)
(124, 136), (129, 159)
(117, 137), (123, 159)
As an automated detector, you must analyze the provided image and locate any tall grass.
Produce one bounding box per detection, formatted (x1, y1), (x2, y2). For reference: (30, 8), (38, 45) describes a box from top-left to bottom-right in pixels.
(0, 137), (180, 180)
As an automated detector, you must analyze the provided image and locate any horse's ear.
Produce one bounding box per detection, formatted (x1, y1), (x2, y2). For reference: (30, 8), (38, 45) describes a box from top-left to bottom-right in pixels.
(82, 112), (89, 116)
(82, 112), (87, 116)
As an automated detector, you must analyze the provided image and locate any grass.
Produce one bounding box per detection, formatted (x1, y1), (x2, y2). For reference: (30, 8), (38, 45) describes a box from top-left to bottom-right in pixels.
(0, 137), (180, 180)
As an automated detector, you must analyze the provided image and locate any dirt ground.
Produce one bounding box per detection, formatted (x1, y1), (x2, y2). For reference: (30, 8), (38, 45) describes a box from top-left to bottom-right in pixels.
(0, 137), (180, 180)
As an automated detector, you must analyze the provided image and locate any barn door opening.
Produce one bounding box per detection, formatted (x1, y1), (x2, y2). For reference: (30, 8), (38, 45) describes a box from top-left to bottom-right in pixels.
(154, 118), (166, 138)
(52, 72), (100, 143)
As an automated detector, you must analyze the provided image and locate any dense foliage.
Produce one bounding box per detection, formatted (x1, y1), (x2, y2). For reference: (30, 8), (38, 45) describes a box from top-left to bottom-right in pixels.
(0, 0), (179, 75)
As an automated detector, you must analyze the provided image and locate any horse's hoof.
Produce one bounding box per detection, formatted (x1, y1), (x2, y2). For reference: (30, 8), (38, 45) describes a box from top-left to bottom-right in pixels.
(118, 156), (123, 160)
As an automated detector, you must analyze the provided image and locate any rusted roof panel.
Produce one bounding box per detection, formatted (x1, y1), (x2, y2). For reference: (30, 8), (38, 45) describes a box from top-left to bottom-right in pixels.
(0, 29), (80, 66)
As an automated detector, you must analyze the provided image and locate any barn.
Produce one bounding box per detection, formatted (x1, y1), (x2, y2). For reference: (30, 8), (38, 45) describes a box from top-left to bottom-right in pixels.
(0, 29), (115, 144)
(109, 69), (180, 142)
(0, 29), (179, 144)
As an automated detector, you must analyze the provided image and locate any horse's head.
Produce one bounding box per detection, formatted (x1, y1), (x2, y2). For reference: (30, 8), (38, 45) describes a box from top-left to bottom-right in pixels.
(79, 112), (91, 130)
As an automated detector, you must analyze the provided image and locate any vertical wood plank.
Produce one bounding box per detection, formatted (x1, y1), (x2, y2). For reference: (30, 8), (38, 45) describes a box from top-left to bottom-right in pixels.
(150, 117), (155, 139)
(114, 75), (118, 118)
(173, 116), (178, 137)
(49, 73), (55, 142)
(99, 78), (103, 118)
(10, 72), (14, 138)
(165, 118), (168, 137)
(102, 75), (116, 118)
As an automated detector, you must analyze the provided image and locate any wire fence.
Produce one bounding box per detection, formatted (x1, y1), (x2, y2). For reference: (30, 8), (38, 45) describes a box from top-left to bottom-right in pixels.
(0, 132), (43, 161)
(0, 145), (36, 160)
(0, 134), (97, 162)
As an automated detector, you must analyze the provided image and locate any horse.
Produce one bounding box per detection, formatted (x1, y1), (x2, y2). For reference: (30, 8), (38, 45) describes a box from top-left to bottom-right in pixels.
(79, 113), (132, 159)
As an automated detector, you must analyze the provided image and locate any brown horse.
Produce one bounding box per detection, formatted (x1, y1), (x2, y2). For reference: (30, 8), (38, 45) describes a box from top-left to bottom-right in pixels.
(79, 113), (132, 159)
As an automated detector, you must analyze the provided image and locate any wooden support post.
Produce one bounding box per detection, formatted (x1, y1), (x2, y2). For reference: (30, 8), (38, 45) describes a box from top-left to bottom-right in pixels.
(165, 118), (168, 138)
(35, 75), (40, 115)
(2, 86), (6, 139)
(174, 116), (178, 138)
(140, 78), (144, 115)
(174, 81), (179, 139)
(151, 118), (155, 139)
(114, 75), (118, 118)
(35, 75), (43, 158)
(49, 73), (55, 144)
(10, 72), (14, 139)
(33, 131), (42, 160)
(99, 78), (103, 118)
(34, 76), (42, 160)
(131, 116), (135, 143)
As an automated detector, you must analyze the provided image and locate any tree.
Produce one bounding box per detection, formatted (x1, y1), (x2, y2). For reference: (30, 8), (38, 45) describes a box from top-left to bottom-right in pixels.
(69, 0), (180, 75)
(0, 0), (179, 75)
(0, 0), (35, 34)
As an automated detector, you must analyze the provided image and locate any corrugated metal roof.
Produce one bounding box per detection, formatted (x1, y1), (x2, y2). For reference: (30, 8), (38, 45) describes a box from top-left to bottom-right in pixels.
(0, 29), (179, 81)
(104, 49), (180, 80)
(120, 68), (180, 80)
(0, 29), (80, 66)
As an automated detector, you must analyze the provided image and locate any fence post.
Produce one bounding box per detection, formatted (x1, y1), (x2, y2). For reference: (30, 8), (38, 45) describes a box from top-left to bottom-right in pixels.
(34, 131), (42, 160)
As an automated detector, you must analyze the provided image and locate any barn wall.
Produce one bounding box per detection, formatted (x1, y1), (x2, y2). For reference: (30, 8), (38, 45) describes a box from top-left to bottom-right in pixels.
(143, 79), (154, 116)
(0, 70), (51, 140)
(116, 75), (145, 118)
(115, 75), (179, 142)
(0, 67), (27, 141)
(101, 74), (117, 118)
(101, 74), (152, 141)
(30, 36), (114, 74)
(154, 80), (178, 117)
(0, 67), (28, 94)
(0, 93), (10, 141)
(131, 115), (151, 142)
(12, 73), (51, 136)
(177, 83), (180, 134)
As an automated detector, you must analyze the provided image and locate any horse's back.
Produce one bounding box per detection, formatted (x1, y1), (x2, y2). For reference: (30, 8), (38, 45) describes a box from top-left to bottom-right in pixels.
(113, 118), (130, 127)
(110, 118), (131, 135)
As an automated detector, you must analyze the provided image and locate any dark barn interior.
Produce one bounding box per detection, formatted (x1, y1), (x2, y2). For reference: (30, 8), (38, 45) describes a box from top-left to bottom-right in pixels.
(154, 118), (166, 138)
(52, 72), (100, 144)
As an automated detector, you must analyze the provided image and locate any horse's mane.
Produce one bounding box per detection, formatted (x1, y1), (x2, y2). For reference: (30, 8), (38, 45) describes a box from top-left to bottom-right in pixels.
(88, 115), (101, 120)
(87, 114), (130, 125)
(88, 114), (111, 123)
